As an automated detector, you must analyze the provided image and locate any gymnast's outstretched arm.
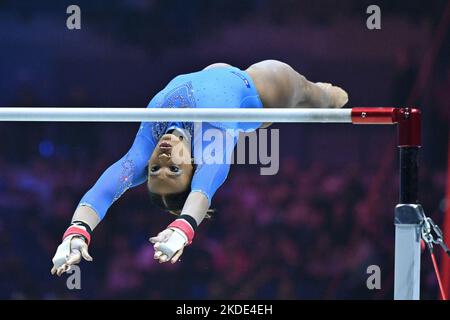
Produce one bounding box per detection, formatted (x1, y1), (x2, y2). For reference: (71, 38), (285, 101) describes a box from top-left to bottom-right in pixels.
(75, 130), (155, 227)
(51, 126), (155, 275)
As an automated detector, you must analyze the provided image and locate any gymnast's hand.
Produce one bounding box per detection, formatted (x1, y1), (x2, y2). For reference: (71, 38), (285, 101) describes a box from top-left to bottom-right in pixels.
(51, 221), (94, 276)
(51, 235), (93, 276)
(149, 228), (187, 264)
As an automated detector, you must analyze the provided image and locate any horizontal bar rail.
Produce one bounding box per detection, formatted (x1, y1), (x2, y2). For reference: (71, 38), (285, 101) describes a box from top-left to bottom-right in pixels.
(0, 107), (357, 123)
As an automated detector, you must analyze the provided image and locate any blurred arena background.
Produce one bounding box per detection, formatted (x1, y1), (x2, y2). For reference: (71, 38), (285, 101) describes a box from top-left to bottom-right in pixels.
(0, 0), (449, 299)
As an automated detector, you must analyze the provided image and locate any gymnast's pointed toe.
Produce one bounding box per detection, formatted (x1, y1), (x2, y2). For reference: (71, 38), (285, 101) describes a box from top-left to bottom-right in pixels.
(332, 86), (349, 108)
(315, 82), (348, 108)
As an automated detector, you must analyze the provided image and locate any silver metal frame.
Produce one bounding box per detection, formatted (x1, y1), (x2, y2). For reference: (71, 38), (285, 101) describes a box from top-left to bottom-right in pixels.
(394, 204), (424, 299)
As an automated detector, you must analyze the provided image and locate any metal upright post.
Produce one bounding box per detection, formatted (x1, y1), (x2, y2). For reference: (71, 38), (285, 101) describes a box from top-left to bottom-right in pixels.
(393, 108), (422, 300)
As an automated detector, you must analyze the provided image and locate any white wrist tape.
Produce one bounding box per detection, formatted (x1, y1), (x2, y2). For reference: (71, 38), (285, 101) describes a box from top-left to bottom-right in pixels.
(157, 229), (188, 259)
(52, 235), (74, 269)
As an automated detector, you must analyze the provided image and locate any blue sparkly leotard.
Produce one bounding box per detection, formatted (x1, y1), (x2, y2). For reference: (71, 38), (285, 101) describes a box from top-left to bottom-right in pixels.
(78, 66), (263, 219)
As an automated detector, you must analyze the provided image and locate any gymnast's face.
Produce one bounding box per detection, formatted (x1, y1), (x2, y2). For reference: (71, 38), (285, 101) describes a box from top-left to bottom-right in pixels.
(147, 133), (193, 195)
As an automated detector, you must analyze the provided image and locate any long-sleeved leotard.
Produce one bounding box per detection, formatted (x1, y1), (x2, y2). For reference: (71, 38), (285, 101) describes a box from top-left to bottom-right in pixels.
(78, 66), (263, 219)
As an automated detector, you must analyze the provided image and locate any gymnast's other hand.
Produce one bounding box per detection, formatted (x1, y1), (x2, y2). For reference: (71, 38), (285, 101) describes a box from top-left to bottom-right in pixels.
(149, 228), (187, 264)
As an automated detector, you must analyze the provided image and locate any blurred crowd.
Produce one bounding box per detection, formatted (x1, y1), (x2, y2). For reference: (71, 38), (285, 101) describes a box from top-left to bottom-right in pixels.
(2, 0), (446, 50)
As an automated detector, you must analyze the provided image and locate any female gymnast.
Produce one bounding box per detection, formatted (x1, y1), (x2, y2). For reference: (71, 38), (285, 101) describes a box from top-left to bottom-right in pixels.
(51, 60), (348, 275)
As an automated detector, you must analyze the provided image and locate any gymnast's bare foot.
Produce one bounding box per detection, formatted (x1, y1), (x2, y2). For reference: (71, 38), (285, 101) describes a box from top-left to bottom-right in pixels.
(314, 82), (349, 108)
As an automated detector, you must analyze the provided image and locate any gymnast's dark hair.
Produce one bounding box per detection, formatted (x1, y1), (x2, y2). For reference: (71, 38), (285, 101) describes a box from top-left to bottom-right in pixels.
(149, 189), (214, 219)
(149, 189), (191, 214)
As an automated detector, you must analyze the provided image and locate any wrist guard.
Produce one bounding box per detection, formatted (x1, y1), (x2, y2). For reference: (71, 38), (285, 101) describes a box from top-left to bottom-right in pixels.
(62, 221), (93, 245)
(167, 214), (197, 245)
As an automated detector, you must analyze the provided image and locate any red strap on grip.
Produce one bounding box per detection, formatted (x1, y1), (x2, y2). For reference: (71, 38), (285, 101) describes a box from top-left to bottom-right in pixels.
(168, 219), (195, 245)
(63, 226), (91, 245)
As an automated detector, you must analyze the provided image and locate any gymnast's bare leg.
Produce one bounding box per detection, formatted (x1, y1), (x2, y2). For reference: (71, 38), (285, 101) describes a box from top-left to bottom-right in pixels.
(246, 59), (348, 109)
(245, 60), (348, 127)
